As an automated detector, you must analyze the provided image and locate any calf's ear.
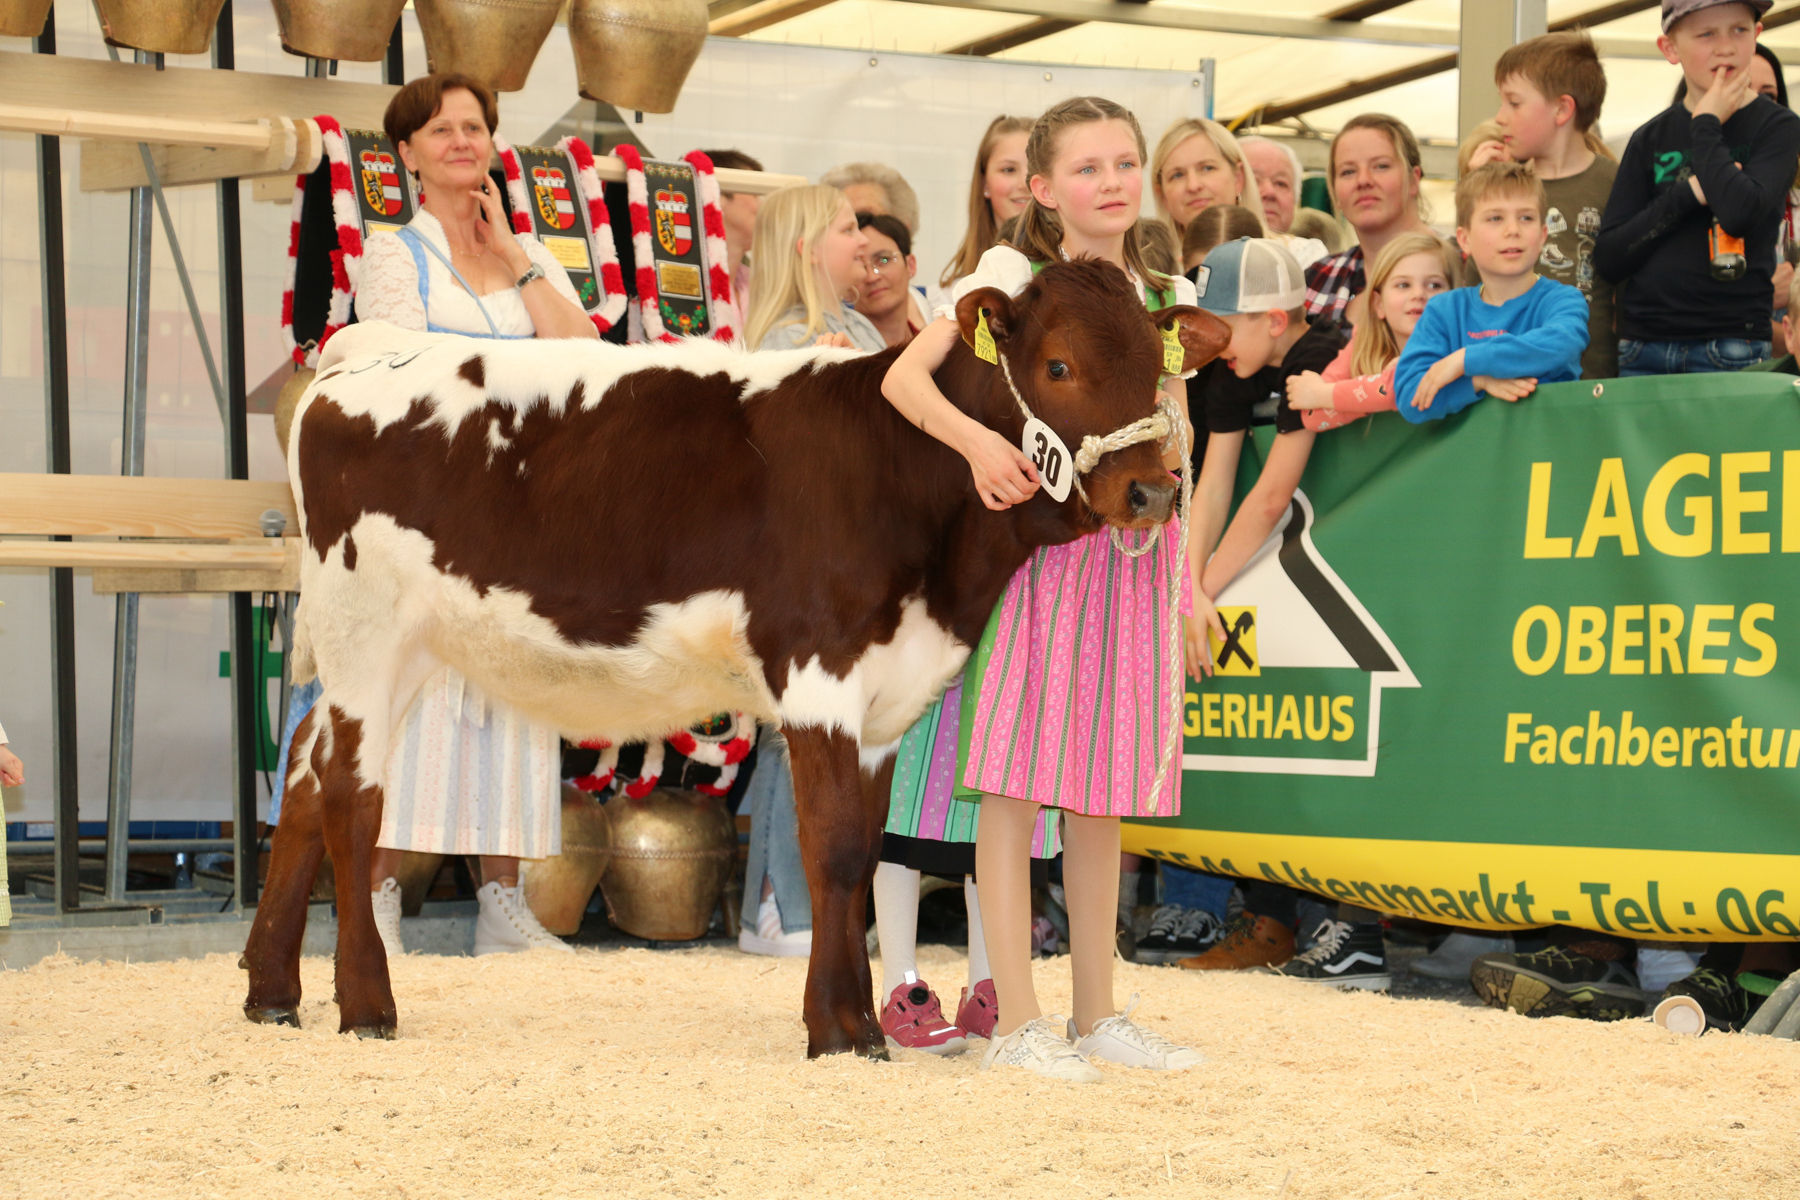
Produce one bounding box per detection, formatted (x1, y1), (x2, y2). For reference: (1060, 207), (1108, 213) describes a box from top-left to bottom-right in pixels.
(955, 288), (1016, 353)
(1154, 305), (1232, 374)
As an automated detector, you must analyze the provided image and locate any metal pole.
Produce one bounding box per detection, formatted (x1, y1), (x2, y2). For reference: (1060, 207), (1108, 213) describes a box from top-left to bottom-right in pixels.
(1458, 0), (1548, 143)
(215, 0), (259, 910)
(103, 49), (160, 902)
(36, 6), (81, 916)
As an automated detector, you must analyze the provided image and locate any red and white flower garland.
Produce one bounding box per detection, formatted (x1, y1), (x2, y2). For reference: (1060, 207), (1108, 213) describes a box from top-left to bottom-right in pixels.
(682, 150), (741, 347)
(559, 135), (629, 335)
(572, 713), (755, 800)
(280, 115), (362, 367)
(612, 142), (679, 344)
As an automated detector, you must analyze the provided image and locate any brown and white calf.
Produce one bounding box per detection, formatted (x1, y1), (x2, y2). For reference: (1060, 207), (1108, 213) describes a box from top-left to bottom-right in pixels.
(241, 258), (1228, 1057)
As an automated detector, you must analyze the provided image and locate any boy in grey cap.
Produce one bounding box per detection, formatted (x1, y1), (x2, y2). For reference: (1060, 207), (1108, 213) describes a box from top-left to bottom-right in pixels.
(1595, 0), (1798, 375)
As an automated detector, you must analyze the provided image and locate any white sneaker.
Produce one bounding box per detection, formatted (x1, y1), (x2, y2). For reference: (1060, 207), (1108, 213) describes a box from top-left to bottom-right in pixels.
(1071, 995), (1203, 1070)
(474, 881), (575, 955)
(371, 876), (404, 959)
(737, 893), (812, 958)
(979, 1015), (1102, 1083)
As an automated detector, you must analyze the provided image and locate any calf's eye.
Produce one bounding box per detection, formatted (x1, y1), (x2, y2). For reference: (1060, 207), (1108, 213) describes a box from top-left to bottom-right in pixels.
(1046, 360), (1070, 381)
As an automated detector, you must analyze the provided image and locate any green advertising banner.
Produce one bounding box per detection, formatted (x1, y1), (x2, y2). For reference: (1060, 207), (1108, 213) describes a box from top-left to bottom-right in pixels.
(1124, 371), (1800, 941)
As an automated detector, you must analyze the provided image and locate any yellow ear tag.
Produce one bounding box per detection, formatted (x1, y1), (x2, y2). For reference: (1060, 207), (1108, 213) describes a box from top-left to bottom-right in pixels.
(973, 310), (999, 364)
(1161, 323), (1186, 375)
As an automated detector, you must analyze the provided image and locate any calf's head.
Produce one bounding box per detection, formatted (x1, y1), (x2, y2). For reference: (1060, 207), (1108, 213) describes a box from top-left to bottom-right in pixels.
(955, 258), (1229, 529)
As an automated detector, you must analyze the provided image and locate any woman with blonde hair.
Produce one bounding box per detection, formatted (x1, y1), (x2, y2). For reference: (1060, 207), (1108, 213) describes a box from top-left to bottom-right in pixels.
(744, 184), (879, 351)
(940, 115), (1034, 287)
(1151, 117), (1260, 237)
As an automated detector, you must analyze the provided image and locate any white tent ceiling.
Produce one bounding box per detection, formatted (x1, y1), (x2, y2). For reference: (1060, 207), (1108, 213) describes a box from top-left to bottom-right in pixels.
(709, 1), (1800, 157)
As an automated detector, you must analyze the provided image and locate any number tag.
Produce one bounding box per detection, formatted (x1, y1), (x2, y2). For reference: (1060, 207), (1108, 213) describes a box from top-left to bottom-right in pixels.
(1161, 323), (1186, 375)
(1021, 415), (1073, 503)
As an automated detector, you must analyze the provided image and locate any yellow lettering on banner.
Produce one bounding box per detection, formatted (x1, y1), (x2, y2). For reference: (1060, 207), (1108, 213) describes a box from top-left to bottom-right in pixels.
(1688, 604), (1734, 674)
(1513, 605), (1561, 675)
(1737, 604), (1777, 676)
(1273, 696), (1301, 740)
(1649, 605), (1685, 674)
(1643, 453), (1712, 557)
(1247, 694), (1274, 740)
(1202, 693), (1222, 739)
(1619, 712), (1650, 766)
(1524, 462), (1573, 558)
(1702, 727), (1728, 768)
(1576, 458), (1640, 557)
(1304, 696), (1333, 741)
(1183, 692), (1201, 737)
(1221, 693), (1246, 739)
(1559, 724), (1583, 764)
(1610, 605), (1646, 675)
(1651, 726), (1679, 767)
(1330, 696), (1354, 742)
(1565, 606), (1607, 674)
(1504, 712), (1531, 763)
(1585, 710), (1615, 765)
(1530, 724), (1557, 764)
(1721, 452), (1772, 554)
(1786, 450), (1800, 553)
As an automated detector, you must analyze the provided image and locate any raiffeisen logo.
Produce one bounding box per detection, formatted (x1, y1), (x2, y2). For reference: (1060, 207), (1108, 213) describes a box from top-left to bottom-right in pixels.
(1189, 491), (1417, 777)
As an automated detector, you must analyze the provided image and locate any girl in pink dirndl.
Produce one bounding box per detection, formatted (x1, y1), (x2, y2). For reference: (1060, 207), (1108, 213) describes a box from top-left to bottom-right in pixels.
(882, 96), (1203, 1080)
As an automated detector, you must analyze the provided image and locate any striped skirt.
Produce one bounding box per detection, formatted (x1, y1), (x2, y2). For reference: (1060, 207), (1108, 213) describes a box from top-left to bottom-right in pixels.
(886, 676), (1061, 858)
(960, 522), (1187, 818)
(377, 668), (561, 858)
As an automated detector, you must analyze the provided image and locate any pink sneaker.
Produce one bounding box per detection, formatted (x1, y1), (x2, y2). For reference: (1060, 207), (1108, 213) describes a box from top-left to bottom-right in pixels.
(881, 973), (969, 1056)
(955, 977), (999, 1040)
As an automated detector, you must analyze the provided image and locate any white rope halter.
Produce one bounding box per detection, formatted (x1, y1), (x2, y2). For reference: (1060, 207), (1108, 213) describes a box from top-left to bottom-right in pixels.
(992, 341), (1193, 806)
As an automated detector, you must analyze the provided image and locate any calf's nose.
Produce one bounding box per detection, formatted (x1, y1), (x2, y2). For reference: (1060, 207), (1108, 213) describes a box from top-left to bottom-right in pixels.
(1128, 480), (1175, 522)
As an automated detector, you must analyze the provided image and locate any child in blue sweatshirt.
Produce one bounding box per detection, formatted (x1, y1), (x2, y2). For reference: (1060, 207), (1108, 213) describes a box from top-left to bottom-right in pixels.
(1397, 161), (1589, 421)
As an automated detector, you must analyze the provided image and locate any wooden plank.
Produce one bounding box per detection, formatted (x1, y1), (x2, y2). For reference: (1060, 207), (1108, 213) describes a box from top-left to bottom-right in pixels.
(0, 474), (298, 539)
(92, 545), (301, 595)
(81, 117), (318, 192)
(0, 49), (396, 136)
(0, 541), (294, 571)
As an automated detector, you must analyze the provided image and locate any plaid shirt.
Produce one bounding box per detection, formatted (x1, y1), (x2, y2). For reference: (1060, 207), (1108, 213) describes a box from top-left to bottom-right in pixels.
(1304, 246), (1365, 325)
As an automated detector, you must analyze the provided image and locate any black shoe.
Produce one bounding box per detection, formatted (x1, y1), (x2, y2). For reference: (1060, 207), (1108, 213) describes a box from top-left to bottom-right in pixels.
(1135, 905), (1223, 965)
(1470, 947), (1645, 1020)
(1276, 919), (1391, 990)
(1655, 968), (1761, 1033)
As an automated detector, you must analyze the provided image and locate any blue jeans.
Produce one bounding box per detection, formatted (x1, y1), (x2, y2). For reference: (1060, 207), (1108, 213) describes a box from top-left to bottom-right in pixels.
(1617, 336), (1770, 377)
(1159, 864), (1235, 917)
(739, 727), (812, 933)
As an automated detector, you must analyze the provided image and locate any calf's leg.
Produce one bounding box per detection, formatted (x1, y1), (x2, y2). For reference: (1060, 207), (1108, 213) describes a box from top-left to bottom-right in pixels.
(785, 726), (886, 1060)
(242, 706), (328, 1026)
(315, 707), (398, 1038)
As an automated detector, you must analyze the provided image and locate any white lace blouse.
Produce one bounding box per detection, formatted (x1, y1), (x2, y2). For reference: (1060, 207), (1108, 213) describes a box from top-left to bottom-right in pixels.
(354, 209), (584, 337)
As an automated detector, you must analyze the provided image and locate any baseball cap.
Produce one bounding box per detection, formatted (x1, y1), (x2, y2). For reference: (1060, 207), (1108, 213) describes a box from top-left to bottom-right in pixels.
(1662, 0), (1770, 33)
(1191, 237), (1308, 317)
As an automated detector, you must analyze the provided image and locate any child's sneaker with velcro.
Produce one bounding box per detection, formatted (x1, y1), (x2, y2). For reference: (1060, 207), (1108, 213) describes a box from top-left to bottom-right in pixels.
(1069, 995), (1203, 1070)
(881, 972), (968, 1056)
(979, 1015), (1101, 1082)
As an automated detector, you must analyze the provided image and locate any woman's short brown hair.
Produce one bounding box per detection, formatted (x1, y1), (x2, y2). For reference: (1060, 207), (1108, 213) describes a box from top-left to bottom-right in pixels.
(383, 73), (499, 150)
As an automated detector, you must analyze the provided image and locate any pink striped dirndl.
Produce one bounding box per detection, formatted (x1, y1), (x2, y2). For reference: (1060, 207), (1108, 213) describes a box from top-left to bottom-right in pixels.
(961, 520), (1188, 818)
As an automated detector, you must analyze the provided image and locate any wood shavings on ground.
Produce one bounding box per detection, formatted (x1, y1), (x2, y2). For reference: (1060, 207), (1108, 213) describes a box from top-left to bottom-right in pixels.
(2, 944), (1796, 1198)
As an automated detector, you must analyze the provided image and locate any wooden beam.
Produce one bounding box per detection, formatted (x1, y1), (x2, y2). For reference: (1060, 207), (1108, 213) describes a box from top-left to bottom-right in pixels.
(947, 17), (1080, 56)
(1323, 1), (1412, 18)
(894, 1), (1457, 49)
(81, 117), (320, 192)
(709, 0), (838, 36)
(92, 553), (302, 596)
(0, 540), (295, 573)
(1234, 0), (1661, 127)
(0, 474), (298, 540)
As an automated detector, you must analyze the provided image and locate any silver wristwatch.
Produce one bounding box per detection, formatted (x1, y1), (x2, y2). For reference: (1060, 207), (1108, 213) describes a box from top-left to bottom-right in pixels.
(516, 264), (546, 289)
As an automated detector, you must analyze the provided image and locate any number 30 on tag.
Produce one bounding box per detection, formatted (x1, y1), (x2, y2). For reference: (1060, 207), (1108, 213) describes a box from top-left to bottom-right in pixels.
(1021, 416), (1073, 503)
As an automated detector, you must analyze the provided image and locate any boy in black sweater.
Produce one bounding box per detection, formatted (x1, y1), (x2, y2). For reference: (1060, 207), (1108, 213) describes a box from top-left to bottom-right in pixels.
(1595, 0), (1800, 375)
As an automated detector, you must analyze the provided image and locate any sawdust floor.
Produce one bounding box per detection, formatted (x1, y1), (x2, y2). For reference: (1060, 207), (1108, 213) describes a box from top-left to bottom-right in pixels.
(1, 945), (1795, 1200)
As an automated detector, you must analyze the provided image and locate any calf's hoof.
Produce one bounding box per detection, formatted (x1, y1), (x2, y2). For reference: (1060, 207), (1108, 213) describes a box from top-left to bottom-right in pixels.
(344, 1022), (397, 1040)
(244, 1005), (301, 1028)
